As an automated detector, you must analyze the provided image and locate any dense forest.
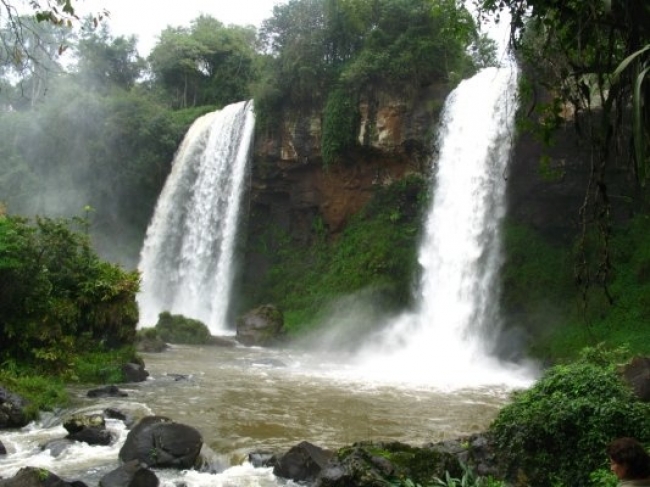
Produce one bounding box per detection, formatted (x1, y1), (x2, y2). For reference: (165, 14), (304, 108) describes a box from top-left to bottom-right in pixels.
(0, 0), (649, 382)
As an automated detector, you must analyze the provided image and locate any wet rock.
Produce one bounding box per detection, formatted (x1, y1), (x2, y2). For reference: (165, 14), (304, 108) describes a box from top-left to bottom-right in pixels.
(99, 460), (159, 487)
(63, 413), (113, 446)
(64, 414), (105, 434)
(620, 356), (650, 402)
(0, 387), (29, 429)
(122, 363), (149, 383)
(119, 416), (203, 469)
(274, 441), (334, 482)
(315, 441), (462, 487)
(0, 467), (87, 487)
(87, 385), (128, 398)
(0, 439), (6, 455)
(68, 427), (113, 446)
(236, 304), (285, 347)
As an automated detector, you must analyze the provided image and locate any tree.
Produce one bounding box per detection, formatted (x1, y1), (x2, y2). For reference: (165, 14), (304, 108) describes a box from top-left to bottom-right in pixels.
(148, 16), (257, 108)
(478, 0), (650, 309)
(75, 19), (145, 91)
(0, 213), (139, 373)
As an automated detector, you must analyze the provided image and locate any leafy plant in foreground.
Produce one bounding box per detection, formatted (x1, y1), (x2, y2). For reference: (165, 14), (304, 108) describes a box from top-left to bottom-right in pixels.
(490, 348), (650, 487)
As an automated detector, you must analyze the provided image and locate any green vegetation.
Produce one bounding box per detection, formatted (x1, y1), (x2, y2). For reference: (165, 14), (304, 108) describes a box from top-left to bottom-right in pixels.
(154, 312), (212, 345)
(0, 213), (140, 405)
(243, 174), (427, 334)
(322, 88), (361, 168)
(501, 214), (650, 362)
(489, 347), (650, 487)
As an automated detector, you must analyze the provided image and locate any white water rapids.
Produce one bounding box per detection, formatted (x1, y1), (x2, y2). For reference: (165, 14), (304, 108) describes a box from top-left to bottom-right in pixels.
(137, 100), (255, 335)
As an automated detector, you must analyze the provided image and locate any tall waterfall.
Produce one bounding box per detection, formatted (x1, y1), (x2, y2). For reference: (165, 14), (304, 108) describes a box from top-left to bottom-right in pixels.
(137, 100), (255, 335)
(355, 65), (535, 388)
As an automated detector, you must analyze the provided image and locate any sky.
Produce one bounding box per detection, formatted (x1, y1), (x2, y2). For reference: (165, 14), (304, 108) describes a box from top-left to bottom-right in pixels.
(76, 0), (284, 55)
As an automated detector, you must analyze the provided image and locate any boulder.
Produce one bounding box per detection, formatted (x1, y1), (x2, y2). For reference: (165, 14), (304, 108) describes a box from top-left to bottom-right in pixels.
(620, 356), (650, 402)
(274, 441), (334, 482)
(0, 439), (6, 455)
(236, 304), (285, 346)
(0, 467), (87, 487)
(122, 363), (149, 383)
(87, 386), (128, 398)
(119, 416), (202, 469)
(315, 441), (462, 487)
(99, 460), (159, 487)
(63, 413), (113, 446)
(63, 414), (105, 434)
(0, 387), (29, 429)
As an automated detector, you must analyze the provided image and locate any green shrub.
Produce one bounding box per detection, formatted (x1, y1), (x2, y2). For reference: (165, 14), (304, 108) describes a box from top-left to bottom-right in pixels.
(155, 311), (212, 344)
(0, 214), (139, 374)
(490, 348), (650, 487)
(0, 369), (68, 420)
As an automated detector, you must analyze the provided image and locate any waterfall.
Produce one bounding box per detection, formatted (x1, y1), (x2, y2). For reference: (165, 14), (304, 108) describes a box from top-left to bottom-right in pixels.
(354, 65), (535, 388)
(137, 100), (255, 335)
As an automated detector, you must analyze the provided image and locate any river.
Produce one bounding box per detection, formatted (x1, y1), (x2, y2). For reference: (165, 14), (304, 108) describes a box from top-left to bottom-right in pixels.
(0, 344), (518, 486)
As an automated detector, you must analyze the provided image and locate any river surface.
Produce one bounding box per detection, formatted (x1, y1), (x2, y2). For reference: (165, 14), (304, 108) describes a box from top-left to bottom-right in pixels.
(0, 344), (520, 485)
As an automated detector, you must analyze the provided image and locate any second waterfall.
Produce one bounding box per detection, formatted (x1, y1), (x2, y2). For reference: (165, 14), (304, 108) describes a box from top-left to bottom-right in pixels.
(138, 101), (255, 335)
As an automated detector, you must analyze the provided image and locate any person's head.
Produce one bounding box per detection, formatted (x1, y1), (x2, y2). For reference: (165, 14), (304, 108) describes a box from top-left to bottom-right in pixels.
(607, 437), (650, 480)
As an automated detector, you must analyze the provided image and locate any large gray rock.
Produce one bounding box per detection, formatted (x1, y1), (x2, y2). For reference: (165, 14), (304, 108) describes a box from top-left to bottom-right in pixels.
(273, 441), (334, 482)
(315, 441), (462, 487)
(0, 467), (87, 487)
(236, 304), (285, 346)
(119, 416), (202, 469)
(99, 460), (159, 487)
(0, 387), (29, 429)
(122, 363), (149, 383)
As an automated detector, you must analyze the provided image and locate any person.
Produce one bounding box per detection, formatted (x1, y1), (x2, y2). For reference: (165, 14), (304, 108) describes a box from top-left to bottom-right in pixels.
(607, 437), (650, 486)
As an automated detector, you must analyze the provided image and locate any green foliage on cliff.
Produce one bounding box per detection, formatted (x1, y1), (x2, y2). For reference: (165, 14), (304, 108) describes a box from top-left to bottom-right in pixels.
(0, 213), (140, 375)
(322, 88), (361, 168)
(501, 214), (650, 362)
(490, 347), (650, 487)
(243, 174), (427, 333)
(255, 0), (487, 133)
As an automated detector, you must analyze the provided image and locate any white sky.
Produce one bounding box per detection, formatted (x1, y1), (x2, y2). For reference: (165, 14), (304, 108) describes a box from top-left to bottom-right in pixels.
(76, 0), (284, 55)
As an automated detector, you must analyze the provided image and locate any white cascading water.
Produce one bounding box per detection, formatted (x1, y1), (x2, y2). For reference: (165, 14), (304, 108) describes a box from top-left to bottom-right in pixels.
(137, 100), (255, 335)
(353, 64), (535, 388)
